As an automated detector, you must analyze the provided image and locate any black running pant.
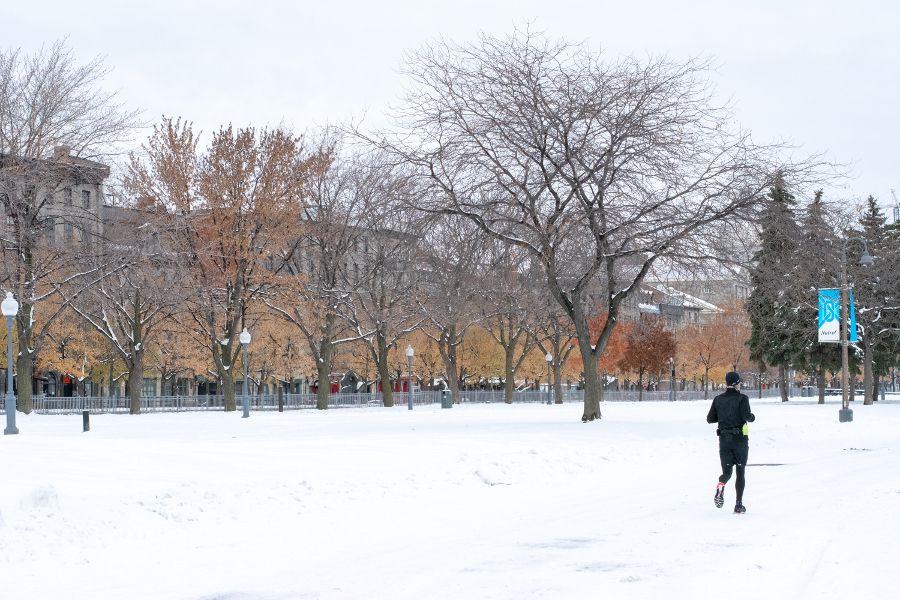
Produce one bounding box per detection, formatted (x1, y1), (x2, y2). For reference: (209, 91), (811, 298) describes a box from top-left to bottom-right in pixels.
(718, 436), (749, 503)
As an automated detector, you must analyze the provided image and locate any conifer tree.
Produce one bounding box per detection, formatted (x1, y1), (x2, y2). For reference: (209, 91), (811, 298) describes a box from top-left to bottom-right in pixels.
(851, 197), (900, 401)
(878, 221), (900, 390)
(789, 192), (841, 403)
(849, 197), (885, 403)
(747, 181), (801, 401)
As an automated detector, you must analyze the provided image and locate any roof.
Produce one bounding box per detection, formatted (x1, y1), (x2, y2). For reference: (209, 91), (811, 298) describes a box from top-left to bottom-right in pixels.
(638, 303), (660, 314)
(651, 285), (722, 313)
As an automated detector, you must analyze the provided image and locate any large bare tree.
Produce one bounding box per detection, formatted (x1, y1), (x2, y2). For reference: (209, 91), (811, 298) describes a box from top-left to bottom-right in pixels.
(375, 30), (806, 421)
(0, 41), (138, 412)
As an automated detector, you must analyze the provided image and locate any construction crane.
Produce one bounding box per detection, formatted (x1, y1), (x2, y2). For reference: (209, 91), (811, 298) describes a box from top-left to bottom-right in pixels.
(892, 189), (900, 224)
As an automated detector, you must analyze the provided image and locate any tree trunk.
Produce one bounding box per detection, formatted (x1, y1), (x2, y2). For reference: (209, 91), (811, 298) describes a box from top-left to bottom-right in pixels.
(703, 367), (710, 400)
(581, 359), (602, 421)
(375, 337), (393, 407)
(313, 330), (337, 410)
(445, 361), (461, 404)
(503, 352), (514, 404)
(817, 367), (826, 404)
(218, 365), (235, 412)
(779, 364), (789, 402)
(437, 326), (462, 404)
(572, 315), (601, 421)
(553, 364), (564, 404)
(316, 359), (331, 410)
(127, 356), (143, 415)
(863, 340), (874, 405)
(15, 351), (34, 414)
(14, 309), (34, 414)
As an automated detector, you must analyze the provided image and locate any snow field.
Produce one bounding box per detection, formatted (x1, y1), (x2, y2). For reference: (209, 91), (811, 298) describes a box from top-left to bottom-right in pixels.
(1, 398), (898, 599)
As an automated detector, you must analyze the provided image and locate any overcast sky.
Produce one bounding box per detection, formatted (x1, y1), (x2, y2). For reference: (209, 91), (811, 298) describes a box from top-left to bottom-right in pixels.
(4, 0), (899, 213)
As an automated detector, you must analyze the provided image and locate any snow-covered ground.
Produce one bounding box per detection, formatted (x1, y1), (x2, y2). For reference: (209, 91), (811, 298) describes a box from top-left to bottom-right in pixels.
(2, 396), (899, 600)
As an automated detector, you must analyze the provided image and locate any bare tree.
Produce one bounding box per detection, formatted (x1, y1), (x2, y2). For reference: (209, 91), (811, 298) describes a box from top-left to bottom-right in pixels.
(343, 160), (426, 407)
(266, 132), (371, 409)
(0, 41), (138, 412)
(375, 30), (809, 421)
(67, 220), (178, 414)
(479, 242), (540, 403)
(418, 216), (488, 404)
(533, 300), (577, 403)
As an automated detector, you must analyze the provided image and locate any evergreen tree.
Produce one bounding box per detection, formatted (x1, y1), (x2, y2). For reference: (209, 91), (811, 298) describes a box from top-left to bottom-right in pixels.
(789, 191), (842, 403)
(747, 180), (801, 401)
(872, 219), (900, 393)
(850, 197), (887, 403)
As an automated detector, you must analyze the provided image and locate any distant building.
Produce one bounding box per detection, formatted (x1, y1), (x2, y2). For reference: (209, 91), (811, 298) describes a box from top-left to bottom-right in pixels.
(0, 145), (109, 246)
(638, 284), (721, 327)
(653, 276), (749, 309)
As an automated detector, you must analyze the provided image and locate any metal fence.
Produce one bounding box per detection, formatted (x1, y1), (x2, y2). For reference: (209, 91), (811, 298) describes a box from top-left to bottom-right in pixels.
(11, 386), (788, 415)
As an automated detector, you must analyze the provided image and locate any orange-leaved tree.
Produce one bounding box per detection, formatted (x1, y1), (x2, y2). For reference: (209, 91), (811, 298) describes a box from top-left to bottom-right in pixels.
(617, 317), (676, 401)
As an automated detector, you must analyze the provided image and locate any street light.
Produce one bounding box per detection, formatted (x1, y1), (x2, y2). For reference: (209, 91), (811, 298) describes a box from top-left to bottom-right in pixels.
(839, 237), (874, 423)
(239, 328), (251, 419)
(545, 352), (553, 405)
(669, 357), (676, 402)
(2, 292), (19, 435)
(406, 345), (414, 411)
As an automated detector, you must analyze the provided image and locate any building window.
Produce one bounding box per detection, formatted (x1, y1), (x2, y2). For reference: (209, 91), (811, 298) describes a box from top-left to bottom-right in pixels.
(142, 377), (157, 397)
(82, 189), (91, 209)
(64, 188), (73, 207)
(46, 218), (56, 245)
(64, 221), (73, 242)
(702, 286), (711, 295)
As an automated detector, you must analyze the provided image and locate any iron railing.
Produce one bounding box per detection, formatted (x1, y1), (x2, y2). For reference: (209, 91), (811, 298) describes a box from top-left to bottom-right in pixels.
(8, 387), (791, 415)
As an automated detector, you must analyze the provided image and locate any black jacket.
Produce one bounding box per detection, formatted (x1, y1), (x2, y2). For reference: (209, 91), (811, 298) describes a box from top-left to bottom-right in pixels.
(707, 388), (755, 438)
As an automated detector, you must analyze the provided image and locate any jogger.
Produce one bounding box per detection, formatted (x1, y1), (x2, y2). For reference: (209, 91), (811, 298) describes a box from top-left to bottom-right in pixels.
(707, 372), (755, 513)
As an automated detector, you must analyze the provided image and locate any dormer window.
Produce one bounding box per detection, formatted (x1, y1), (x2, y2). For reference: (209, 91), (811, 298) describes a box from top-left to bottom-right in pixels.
(82, 189), (91, 209)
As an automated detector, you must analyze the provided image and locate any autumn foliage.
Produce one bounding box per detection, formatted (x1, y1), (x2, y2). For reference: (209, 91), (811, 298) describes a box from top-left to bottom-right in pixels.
(617, 317), (677, 394)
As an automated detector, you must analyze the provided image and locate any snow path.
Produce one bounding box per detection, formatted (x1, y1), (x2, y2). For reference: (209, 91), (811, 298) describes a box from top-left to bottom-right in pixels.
(2, 398), (898, 599)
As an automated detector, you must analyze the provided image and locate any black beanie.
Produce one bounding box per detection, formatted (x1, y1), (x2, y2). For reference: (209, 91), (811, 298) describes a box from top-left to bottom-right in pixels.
(725, 372), (742, 387)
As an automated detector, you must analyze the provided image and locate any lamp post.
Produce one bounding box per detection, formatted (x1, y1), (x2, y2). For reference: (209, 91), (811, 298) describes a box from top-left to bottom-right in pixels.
(669, 357), (676, 402)
(3, 292), (19, 435)
(545, 352), (553, 405)
(406, 345), (414, 410)
(839, 237), (874, 423)
(239, 328), (251, 418)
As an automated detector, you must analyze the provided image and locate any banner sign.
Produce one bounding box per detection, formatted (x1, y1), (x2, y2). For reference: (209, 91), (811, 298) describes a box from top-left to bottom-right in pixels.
(818, 289), (839, 342)
(818, 288), (858, 343)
